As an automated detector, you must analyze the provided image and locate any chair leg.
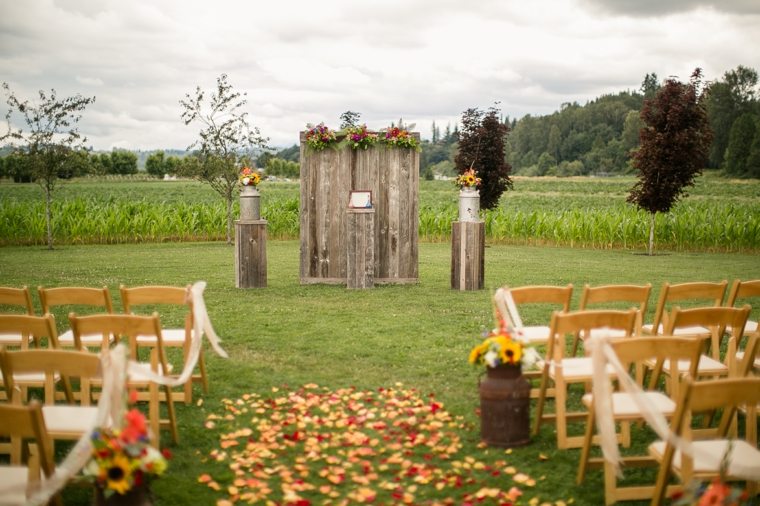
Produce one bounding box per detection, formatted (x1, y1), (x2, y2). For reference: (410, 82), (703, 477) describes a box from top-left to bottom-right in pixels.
(577, 410), (595, 484)
(149, 382), (160, 449)
(533, 370), (550, 436)
(163, 385), (179, 445)
(555, 381), (568, 449)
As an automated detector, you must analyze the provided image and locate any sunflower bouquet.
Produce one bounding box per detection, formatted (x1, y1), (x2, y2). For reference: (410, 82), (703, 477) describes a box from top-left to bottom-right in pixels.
(305, 122), (338, 151)
(455, 168), (482, 189)
(84, 406), (169, 497)
(238, 167), (260, 187)
(468, 328), (524, 368)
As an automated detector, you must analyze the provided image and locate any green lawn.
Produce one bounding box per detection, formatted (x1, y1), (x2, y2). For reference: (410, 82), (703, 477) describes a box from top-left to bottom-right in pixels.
(1, 240), (758, 504)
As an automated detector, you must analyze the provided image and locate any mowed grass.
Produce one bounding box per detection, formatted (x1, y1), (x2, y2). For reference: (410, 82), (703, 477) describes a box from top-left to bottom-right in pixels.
(2, 174), (759, 251)
(0, 240), (758, 504)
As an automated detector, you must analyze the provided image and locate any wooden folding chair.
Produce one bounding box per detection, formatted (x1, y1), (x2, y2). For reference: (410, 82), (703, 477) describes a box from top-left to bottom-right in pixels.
(0, 348), (103, 443)
(649, 377), (760, 506)
(641, 281), (727, 337)
(533, 309), (637, 449)
(38, 286), (114, 349)
(120, 284), (206, 405)
(0, 286), (36, 349)
(572, 283), (651, 355)
(0, 314), (60, 402)
(0, 401), (61, 506)
(647, 306), (751, 391)
(726, 279), (760, 374)
(576, 336), (704, 505)
(69, 312), (178, 447)
(503, 284), (574, 345)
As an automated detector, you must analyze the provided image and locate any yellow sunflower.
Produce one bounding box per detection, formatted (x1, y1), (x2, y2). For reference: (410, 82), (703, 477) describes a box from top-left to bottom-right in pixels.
(499, 338), (523, 364)
(105, 453), (133, 495)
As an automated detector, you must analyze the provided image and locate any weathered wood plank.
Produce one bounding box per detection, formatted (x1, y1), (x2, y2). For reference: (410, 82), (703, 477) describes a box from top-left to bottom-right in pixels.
(450, 221), (484, 291)
(235, 220), (267, 288)
(346, 209), (374, 289)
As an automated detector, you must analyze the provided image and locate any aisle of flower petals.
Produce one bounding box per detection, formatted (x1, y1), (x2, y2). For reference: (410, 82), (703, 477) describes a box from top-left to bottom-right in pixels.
(198, 383), (571, 505)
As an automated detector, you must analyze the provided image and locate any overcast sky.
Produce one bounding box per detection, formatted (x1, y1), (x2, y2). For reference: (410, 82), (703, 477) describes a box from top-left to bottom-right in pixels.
(1, 0), (758, 151)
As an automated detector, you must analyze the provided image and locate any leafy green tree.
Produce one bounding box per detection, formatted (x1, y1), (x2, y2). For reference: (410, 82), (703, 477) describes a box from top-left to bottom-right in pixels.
(641, 72), (660, 99)
(724, 113), (757, 176)
(455, 106), (512, 209)
(627, 69), (712, 256)
(108, 149), (138, 175)
(145, 151), (166, 177)
(339, 111), (361, 129)
(180, 74), (268, 244)
(746, 125), (760, 178)
(265, 157), (299, 178)
(1, 82), (94, 249)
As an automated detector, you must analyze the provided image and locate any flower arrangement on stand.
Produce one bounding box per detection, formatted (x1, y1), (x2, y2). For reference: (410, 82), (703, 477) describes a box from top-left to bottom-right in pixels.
(84, 393), (169, 502)
(344, 124), (378, 150)
(381, 126), (420, 150)
(305, 123), (338, 151)
(238, 167), (260, 187)
(455, 168), (482, 190)
(671, 479), (750, 506)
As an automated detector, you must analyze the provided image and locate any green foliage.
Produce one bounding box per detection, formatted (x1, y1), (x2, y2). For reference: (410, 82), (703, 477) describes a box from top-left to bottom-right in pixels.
(724, 112), (757, 176)
(107, 149), (138, 175)
(265, 157), (299, 178)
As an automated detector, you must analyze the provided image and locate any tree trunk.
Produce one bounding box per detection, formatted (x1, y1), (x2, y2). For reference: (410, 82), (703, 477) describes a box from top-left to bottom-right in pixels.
(648, 212), (655, 256)
(226, 195), (233, 245)
(45, 182), (54, 250)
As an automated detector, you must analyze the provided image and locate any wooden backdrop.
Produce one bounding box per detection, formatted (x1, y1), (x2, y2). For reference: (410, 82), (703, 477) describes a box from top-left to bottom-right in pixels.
(299, 132), (419, 284)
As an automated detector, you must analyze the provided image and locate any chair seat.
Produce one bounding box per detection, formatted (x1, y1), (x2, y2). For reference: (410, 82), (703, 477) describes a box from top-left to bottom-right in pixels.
(0, 466), (29, 505)
(727, 320), (758, 336)
(735, 351), (760, 371)
(136, 328), (189, 346)
(0, 370), (55, 385)
(0, 332), (34, 346)
(649, 439), (760, 479)
(519, 326), (550, 345)
(582, 391), (677, 417)
(641, 323), (711, 336)
(550, 357), (615, 380)
(585, 327), (629, 339)
(42, 405), (99, 438)
(661, 355), (728, 376)
(57, 329), (113, 347)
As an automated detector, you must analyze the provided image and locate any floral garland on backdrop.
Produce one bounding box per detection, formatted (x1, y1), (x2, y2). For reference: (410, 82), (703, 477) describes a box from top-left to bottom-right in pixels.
(304, 123), (420, 151)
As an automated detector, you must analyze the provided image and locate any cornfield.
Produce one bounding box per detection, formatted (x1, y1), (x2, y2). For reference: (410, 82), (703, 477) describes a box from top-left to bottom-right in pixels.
(1, 177), (758, 252)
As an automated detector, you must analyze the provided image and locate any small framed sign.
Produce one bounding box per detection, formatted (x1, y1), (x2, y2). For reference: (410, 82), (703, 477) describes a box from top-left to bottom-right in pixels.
(348, 190), (372, 209)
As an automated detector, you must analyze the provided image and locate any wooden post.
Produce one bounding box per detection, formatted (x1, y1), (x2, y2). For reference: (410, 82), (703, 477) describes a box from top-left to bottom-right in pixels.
(451, 220), (485, 291)
(235, 220), (267, 288)
(346, 208), (374, 289)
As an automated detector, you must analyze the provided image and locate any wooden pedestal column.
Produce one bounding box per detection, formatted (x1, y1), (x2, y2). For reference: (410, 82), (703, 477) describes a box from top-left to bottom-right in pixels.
(451, 220), (484, 291)
(235, 220), (267, 288)
(346, 208), (374, 289)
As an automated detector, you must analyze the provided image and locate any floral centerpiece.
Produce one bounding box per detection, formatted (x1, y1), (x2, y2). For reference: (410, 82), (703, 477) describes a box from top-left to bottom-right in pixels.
(305, 122), (338, 151)
(238, 167), (260, 187)
(84, 404), (169, 499)
(455, 168), (482, 190)
(672, 478), (750, 506)
(344, 124), (378, 150)
(381, 126), (420, 150)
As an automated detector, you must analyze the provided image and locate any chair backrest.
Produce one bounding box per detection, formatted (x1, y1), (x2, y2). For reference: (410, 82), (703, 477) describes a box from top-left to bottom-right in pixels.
(579, 283), (652, 333)
(664, 305), (751, 362)
(726, 279), (760, 307)
(0, 286), (35, 315)
(0, 313), (59, 349)
(38, 286), (113, 326)
(652, 377), (760, 504)
(0, 401), (57, 494)
(548, 309), (637, 361)
(610, 336), (703, 396)
(120, 284), (193, 330)
(0, 348), (103, 405)
(505, 284), (573, 326)
(650, 281), (727, 334)
(69, 313), (168, 372)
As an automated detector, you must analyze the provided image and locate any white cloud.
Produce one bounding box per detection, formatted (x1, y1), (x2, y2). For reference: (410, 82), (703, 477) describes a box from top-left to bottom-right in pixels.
(1, 0), (758, 150)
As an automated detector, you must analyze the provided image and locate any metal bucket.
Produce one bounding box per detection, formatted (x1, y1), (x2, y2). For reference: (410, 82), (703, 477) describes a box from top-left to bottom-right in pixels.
(479, 364), (531, 447)
(458, 188), (480, 222)
(240, 186), (261, 221)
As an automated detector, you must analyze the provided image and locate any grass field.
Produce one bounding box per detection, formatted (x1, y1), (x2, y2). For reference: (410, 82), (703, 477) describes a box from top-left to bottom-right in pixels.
(2, 174), (759, 251)
(1, 240), (758, 504)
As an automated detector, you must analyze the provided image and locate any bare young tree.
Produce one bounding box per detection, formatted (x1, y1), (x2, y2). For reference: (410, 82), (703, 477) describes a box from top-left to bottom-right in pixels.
(1, 83), (95, 249)
(180, 74), (268, 244)
(627, 69), (712, 255)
